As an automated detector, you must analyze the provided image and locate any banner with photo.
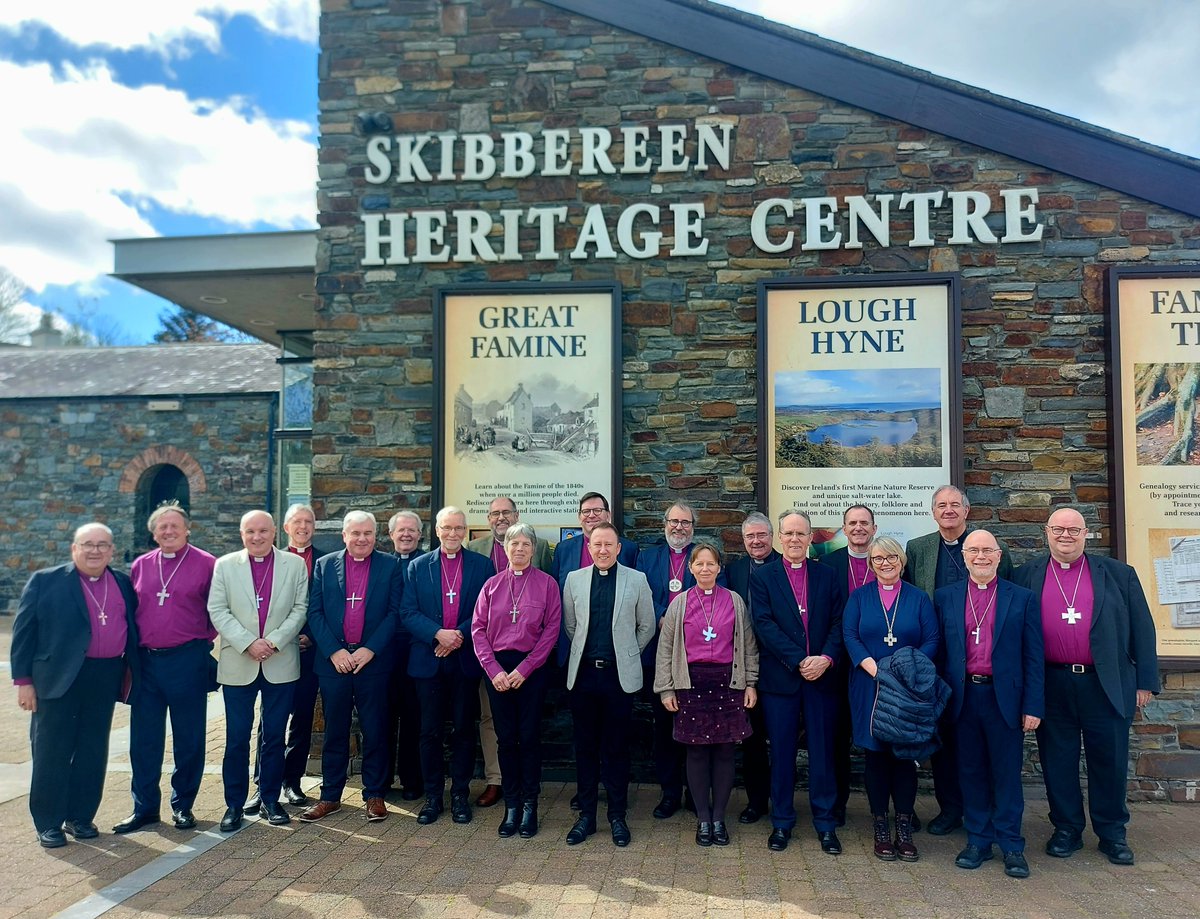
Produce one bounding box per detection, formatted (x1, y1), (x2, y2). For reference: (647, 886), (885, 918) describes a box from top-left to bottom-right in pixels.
(758, 275), (962, 555)
(434, 284), (622, 548)
(1110, 267), (1200, 662)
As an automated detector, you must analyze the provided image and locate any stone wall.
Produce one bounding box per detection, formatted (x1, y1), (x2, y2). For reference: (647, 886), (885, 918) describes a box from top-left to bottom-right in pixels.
(0, 394), (276, 613)
(314, 0), (1200, 798)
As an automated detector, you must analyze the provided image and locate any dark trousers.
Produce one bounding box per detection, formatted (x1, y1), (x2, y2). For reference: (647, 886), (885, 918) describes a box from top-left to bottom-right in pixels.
(1037, 667), (1132, 843)
(570, 663), (635, 822)
(864, 747), (917, 815)
(957, 681), (1026, 851)
(833, 664), (853, 814)
(931, 713), (963, 818)
(130, 641), (210, 814)
(641, 664), (684, 798)
(761, 685), (839, 831)
(414, 660), (480, 799)
(739, 702), (769, 813)
(318, 662), (392, 801)
(487, 650), (547, 806)
(386, 640), (424, 793)
(222, 674), (295, 811)
(29, 656), (124, 833)
(253, 648), (318, 793)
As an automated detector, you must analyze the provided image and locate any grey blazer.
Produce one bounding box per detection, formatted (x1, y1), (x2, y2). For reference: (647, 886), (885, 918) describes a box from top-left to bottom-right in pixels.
(562, 563), (655, 692)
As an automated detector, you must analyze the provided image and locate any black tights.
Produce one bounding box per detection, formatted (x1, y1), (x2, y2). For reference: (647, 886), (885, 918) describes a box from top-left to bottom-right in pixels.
(863, 748), (917, 815)
(686, 743), (736, 823)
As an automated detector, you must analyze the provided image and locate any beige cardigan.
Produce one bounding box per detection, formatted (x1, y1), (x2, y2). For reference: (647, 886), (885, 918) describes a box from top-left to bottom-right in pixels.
(653, 586), (759, 703)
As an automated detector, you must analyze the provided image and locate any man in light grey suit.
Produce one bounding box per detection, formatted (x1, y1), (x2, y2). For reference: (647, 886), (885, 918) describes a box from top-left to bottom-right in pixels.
(208, 510), (309, 832)
(561, 522), (655, 848)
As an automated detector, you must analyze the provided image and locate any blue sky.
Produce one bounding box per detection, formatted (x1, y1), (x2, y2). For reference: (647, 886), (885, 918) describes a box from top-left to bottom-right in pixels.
(776, 369), (941, 408)
(2, 0), (1197, 345)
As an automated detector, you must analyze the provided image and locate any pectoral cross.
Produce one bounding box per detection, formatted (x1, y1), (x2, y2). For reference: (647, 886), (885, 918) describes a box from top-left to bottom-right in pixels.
(445, 588), (456, 604)
(348, 592), (363, 608)
(1063, 607), (1081, 625)
(510, 607), (521, 623)
(798, 604), (806, 617)
(97, 609), (108, 626)
(702, 625), (716, 642)
(255, 594), (264, 609)
(971, 625), (981, 645)
(156, 588), (170, 606)
(884, 632), (897, 647)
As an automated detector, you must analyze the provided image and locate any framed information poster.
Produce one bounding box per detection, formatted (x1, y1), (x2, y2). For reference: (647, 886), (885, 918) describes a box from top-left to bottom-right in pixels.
(433, 283), (622, 544)
(758, 274), (962, 554)
(1110, 266), (1200, 663)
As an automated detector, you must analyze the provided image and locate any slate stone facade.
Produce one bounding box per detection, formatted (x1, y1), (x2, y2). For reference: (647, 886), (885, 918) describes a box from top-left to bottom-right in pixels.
(314, 0), (1200, 798)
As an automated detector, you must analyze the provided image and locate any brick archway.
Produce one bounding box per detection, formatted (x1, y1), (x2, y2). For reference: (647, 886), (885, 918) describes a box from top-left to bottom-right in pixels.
(118, 445), (207, 495)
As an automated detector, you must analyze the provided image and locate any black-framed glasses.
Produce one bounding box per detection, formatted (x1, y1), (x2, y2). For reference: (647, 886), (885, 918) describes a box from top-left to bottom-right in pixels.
(1046, 526), (1084, 537)
(870, 554), (900, 566)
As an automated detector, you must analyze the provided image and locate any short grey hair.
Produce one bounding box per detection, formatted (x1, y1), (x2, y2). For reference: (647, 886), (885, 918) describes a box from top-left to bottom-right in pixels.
(388, 510), (423, 534)
(741, 511), (773, 535)
(868, 535), (907, 570)
(342, 510), (376, 530)
(664, 501), (696, 524)
(932, 485), (969, 511)
(147, 501), (189, 533)
(74, 521), (114, 543)
(436, 505), (466, 527)
(284, 503), (315, 525)
(778, 508), (812, 528)
(503, 522), (537, 546)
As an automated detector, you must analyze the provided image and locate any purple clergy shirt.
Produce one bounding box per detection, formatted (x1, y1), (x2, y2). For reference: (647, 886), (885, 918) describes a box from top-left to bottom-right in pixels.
(964, 578), (999, 676)
(878, 581), (900, 611)
(288, 545), (314, 581)
(682, 586), (735, 664)
(1042, 555), (1095, 665)
(491, 540), (509, 573)
(579, 539), (593, 568)
(250, 552), (275, 636)
(667, 546), (689, 604)
(80, 569), (129, 658)
(131, 545), (217, 648)
(441, 551), (464, 629)
(343, 554), (371, 644)
(471, 567), (562, 680)
(848, 552), (876, 593)
(784, 561), (811, 655)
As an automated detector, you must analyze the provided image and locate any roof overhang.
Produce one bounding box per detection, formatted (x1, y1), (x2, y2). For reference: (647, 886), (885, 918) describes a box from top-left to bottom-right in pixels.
(111, 230), (317, 347)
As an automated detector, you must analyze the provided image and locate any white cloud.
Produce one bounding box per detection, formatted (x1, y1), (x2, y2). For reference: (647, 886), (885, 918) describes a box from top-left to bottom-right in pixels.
(0, 58), (316, 291)
(0, 0), (317, 55)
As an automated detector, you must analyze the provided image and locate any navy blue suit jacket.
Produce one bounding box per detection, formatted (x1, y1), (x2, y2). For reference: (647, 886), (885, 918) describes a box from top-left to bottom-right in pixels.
(934, 577), (1045, 729)
(726, 549), (781, 604)
(400, 548), (494, 678)
(552, 533), (638, 593)
(11, 563), (140, 700)
(750, 557), (846, 695)
(308, 549), (403, 678)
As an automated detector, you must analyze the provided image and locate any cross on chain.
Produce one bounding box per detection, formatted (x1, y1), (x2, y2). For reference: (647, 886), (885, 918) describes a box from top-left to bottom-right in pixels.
(156, 588), (170, 606)
(702, 625), (716, 642)
(798, 604), (806, 617)
(348, 592), (364, 608)
(255, 594), (264, 609)
(1062, 606), (1081, 625)
(445, 588), (456, 604)
(510, 607), (521, 623)
(971, 625), (981, 645)
(97, 609), (108, 626)
(883, 632), (897, 647)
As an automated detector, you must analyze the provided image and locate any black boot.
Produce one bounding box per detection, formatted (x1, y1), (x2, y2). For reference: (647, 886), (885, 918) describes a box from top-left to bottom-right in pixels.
(519, 800), (539, 838)
(895, 813), (919, 862)
(498, 806), (520, 838)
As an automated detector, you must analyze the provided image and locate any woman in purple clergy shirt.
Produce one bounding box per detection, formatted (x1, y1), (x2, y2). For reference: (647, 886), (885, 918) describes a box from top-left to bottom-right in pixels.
(471, 522), (562, 840)
(843, 535), (940, 863)
(654, 542), (759, 847)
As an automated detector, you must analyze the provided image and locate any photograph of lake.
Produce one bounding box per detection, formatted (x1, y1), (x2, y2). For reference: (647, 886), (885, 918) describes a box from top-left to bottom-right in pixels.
(774, 369), (944, 469)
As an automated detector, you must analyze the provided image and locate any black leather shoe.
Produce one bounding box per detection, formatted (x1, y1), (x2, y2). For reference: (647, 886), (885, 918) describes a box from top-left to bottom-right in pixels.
(1099, 839), (1135, 865)
(63, 820), (99, 839)
(283, 786), (309, 806)
(172, 809), (196, 830)
(243, 789), (262, 816)
(955, 843), (994, 869)
(566, 816), (597, 845)
(113, 812), (160, 834)
(518, 801), (538, 838)
(416, 798), (443, 825)
(818, 829), (842, 855)
(262, 801), (291, 826)
(712, 821), (730, 847)
(738, 805), (762, 825)
(219, 808), (243, 833)
(927, 811), (963, 835)
(1003, 850), (1031, 878)
(1045, 829), (1083, 858)
(38, 827), (67, 848)
(767, 827), (791, 851)
(610, 817), (631, 847)
(450, 794), (472, 824)
(653, 796), (681, 819)
(498, 806), (519, 838)
(695, 821), (713, 847)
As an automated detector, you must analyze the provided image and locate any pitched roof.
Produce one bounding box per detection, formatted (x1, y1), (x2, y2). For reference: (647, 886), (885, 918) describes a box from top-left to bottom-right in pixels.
(0, 343), (280, 399)
(547, 0), (1200, 218)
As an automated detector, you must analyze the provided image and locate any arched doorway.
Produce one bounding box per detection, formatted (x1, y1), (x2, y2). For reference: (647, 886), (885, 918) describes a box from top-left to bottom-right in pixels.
(135, 464), (191, 549)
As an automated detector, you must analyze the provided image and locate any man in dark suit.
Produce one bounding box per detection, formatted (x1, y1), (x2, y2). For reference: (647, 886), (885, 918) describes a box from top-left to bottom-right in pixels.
(904, 485), (1014, 835)
(551, 492), (638, 592)
(750, 510), (847, 855)
(400, 505), (495, 825)
(724, 511), (778, 825)
(12, 522), (139, 848)
(1013, 507), (1158, 866)
(936, 529), (1043, 879)
(385, 509), (425, 800)
(300, 511), (403, 823)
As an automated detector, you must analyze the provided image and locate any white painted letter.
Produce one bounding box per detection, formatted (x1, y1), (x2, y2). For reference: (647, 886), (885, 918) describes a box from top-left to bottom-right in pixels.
(621, 126), (651, 174)
(659, 124), (689, 172)
(362, 213), (409, 265)
(669, 202), (708, 256)
(579, 128), (616, 176)
(455, 211), (496, 262)
(461, 134), (497, 181)
(846, 194), (892, 248)
(695, 123), (732, 171)
(948, 191), (997, 243)
(412, 211), (450, 263)
(1000, 188), (1043, 242)
(898, 191), (945, 247)
(364, 137), (392, 184)
(502, 132), (535, 178)
(750, 198), (795, 253)
(527, 207), (569, 260)
(542, 129), (572, 176)
(616, 204), (661, 259)
(801, 196), (842, 251)
(572, 205), (617, 259)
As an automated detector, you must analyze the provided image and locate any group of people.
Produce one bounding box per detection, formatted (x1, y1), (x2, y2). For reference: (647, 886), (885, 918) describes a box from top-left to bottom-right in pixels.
(10, 486), (1159, 879)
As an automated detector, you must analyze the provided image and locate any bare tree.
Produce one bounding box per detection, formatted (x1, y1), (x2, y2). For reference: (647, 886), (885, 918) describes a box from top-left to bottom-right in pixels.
(1135, 362), (1200, 464)
(0, 267), (33, 344)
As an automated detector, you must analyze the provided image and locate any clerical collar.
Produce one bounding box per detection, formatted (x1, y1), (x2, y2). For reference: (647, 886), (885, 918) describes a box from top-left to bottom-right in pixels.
(880, 582), (896, 591)
(513, 569), (524, 576)
(943, 538), (960, 546)
(671, 546), (686, 554)
(162, 551), (178, 559)
(400, 553), (410, 559)
(752, 557), (767, 565)
(292, 544), (311, 552)
(350, 555), (368, 563)
(1056, 555), (1085, 570)
(702, 588), (714, 595)
(252, 554), (268, 563)
(972, 578), (995, 589)
(443, 551), (458, 559)
(789, 561), (805, 569)
(848, 548), (869, 559)
(595, 565), (611, 576)
(88, 574), (101, 581)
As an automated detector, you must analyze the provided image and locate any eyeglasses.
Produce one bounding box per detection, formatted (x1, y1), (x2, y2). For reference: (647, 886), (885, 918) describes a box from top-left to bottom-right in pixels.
(438, 525), (467, 534)
(964, 547), (1000, 557)
(1047, 526), (1084, 537)
(870, 554), (901, 566)
(666, 519), (694, 528)
(76, 541), (113, 551)
(487, 510), (515, 519)
(780, 530), (811, 539)
(580, 507), (607, 517)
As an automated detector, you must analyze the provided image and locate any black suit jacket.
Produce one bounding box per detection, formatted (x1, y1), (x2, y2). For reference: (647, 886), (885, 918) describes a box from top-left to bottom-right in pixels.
(400, 548), (494, 678)
(1012, 552), (1159, 719)
(11, 563), (139, 700)
(726, 549), (780, 604)
(308, 549), (403, 677)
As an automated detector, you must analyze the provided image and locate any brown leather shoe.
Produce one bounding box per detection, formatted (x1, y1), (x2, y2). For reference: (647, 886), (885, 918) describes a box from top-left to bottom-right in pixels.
(298, 800), (342, 823)
(365, 797), (388, 822)
(475, 784), (502, 808)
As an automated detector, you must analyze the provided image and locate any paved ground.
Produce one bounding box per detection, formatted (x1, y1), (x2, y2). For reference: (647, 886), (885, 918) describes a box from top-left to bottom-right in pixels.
(2, 620), (1199, 919)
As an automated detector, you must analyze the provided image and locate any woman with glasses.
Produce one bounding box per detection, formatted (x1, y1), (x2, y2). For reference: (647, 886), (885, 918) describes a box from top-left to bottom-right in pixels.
(843, 535), (940, 862)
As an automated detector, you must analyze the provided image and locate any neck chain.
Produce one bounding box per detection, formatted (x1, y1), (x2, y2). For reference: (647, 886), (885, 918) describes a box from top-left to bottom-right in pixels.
(967, 581), (998, 645)
(252, 553), (273, 610)
(693, 586), (718, 642)
(668, 549), (687, 593)
(940, 539), (965, 576)
(507, 567), (531, 623)
(81, 571), (111, 626)
(1050, 557), (1085, 624)
(442, 553), (462, 605)
(155, 544), (192, 606)
(849, 553), (871, 590)
(879, 580), (902, 646)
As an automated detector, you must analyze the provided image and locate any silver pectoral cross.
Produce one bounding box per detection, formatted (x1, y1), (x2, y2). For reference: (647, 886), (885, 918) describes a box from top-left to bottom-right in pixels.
(884, 631), (897, 647)
(702, 625), (716, 642)
(446, 588), (456, 604)
(798, 604), (806, 617)
(255, 594), (264, 609)
(156, 588), (170, 606)
(1063, 606), (1081, 625)
(510, 607), (520, 623)
(348, 592), (363, 608)
(971, 626), (981, 645)
(97, 609), (108, 626)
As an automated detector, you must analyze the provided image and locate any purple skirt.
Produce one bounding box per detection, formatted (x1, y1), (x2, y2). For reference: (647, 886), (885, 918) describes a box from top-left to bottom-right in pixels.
(673, 661), (752, 745)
